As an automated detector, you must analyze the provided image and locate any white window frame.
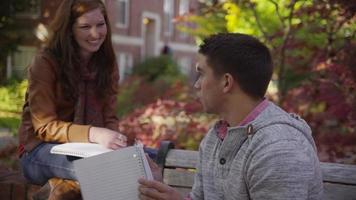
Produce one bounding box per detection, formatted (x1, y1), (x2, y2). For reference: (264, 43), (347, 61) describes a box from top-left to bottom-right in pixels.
(178, 0), (190, 39)
(179, 0), (189, 16)
(178, 56), (192, 75)
(164, 0), (174, 36)
(115, 0), (129, 29)
(117, 52), (133, 81)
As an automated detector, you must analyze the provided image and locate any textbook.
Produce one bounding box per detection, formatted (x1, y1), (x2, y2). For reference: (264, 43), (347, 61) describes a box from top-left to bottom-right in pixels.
(51, 143), (153, 200)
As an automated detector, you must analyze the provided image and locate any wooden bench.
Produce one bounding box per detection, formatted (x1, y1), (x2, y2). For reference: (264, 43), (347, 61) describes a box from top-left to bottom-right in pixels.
(156, 141), (356, 200)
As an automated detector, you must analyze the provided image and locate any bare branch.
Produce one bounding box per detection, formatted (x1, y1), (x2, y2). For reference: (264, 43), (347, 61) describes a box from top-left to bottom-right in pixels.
(322, 2), (352, 57)
(327, 11), (354, 57)
(267, 0), (285, 29)
(246, 1), (276, 49)
(286, 0), (296, 33)
(277, 0), (297, 101)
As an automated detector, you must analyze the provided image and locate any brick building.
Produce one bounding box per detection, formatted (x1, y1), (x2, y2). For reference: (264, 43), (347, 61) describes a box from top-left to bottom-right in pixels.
(9, 0), (200, 81)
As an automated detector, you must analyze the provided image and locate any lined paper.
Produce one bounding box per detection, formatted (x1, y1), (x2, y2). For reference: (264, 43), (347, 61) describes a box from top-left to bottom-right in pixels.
(74, 146), (153, 200)
(51, 143), (112, 158)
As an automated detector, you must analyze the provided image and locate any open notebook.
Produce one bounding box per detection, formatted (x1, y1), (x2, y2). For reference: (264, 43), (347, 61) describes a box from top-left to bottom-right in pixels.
(51, 143), (153, 200)
(50, 143), (112, 158)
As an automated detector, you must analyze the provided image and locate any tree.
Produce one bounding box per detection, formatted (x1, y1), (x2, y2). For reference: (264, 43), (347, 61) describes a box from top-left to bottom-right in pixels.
(175, 2), (227, 42)
(176, 0), (355, 102)
(176, 0), (356, 162)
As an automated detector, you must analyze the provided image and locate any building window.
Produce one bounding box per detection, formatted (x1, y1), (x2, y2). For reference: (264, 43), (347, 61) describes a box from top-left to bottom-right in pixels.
(164, 0), (174, 36)
(117, 52), (133, 81)
(178, 0), (190, 38)
(179, 0), (189, 16)
(115, 0), (129, 28)
(12, 46), (37, 77)
(16, 0), (40, 18)
(178, 57), (192, 76)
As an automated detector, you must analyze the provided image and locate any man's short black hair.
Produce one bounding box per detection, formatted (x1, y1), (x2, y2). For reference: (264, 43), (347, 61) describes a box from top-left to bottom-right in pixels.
(199, 33), (273, 99)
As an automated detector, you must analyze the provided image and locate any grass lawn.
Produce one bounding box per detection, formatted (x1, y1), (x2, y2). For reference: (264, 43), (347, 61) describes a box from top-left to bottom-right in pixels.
(0, 112), (21, 136)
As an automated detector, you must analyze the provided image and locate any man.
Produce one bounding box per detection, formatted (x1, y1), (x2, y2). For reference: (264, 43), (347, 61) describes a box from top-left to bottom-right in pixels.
(138, 33), (323, 199)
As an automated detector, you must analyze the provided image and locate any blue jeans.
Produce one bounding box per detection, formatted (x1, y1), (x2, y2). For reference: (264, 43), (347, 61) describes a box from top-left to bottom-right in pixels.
(20, 143), (158, 186)
(20, 143), (77, 185)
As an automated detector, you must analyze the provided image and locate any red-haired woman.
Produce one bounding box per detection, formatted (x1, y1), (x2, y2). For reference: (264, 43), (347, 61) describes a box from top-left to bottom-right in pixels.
(18, 0), (126, 198)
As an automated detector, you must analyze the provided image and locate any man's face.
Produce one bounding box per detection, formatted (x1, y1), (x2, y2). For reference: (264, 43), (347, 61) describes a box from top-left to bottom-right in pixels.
(194, 54), (223, 114)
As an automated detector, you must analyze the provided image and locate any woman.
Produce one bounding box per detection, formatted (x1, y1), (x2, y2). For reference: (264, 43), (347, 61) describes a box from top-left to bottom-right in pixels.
(18, 0), (126, 198)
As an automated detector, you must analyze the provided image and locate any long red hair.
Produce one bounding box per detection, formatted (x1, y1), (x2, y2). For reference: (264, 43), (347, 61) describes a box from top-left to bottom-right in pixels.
(46, 0), (117, 100)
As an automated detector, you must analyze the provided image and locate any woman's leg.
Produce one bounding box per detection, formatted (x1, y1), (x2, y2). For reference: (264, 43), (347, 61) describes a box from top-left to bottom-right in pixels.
(20, 143), (77, 185)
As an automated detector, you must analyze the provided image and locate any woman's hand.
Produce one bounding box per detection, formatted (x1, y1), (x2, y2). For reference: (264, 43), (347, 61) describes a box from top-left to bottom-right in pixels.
(88, 127), (127, 149)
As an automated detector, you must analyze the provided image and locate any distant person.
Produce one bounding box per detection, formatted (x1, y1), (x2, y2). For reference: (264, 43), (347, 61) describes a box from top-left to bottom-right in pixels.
(138, 33), (323, 199)
(18, 0), (127, 199)
(161, 44), (172, 55)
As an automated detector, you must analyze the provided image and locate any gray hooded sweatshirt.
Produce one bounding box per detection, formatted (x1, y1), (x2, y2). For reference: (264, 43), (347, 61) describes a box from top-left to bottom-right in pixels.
(190, 101), (323, 200)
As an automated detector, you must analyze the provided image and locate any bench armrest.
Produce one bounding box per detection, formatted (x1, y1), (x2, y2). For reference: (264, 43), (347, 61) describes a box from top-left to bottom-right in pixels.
(156, 140), (175, 170)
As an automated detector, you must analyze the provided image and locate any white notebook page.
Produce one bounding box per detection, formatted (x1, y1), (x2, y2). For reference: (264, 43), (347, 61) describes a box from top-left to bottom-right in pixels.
(74, 145), (153, 200)
(50, 143), (112, 158)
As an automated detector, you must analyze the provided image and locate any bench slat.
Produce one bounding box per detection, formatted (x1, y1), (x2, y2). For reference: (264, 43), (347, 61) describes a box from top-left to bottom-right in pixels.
(160, 143), (356, 199)
(320, 162), (356, 185)
(165, 171), (356, 199)
(171, 187), (191, 197)
(323, 182), (356, 200)
(165, 150), (198, 168)
(163, 168), (195, 187)
(164, 151), (356, 186)
(164, 169), (356, 199)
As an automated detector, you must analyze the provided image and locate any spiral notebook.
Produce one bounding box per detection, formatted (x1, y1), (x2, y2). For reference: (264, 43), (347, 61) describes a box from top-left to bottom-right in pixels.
(50, 143), (112, 158)
(73, 145), (153, 200)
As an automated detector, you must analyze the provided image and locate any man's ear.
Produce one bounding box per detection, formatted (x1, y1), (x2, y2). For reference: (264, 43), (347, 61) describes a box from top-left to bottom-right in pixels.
(222, 73), (234, 93)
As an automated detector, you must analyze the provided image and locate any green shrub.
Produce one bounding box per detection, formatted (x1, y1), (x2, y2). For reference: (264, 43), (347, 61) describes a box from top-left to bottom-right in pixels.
(0, 79), (27, 114)
(117, 77), (142, 117)
(0, 116), (20, 136)
(0, 79), (26, 136)
(132, 55), (185, 84)
(118, 56), (187, 118)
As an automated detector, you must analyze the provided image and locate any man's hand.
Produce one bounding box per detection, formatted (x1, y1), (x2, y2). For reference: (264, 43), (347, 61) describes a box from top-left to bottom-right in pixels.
(138, 178), (184, 200)
(88, 127), (127, 149)
(145, 155), (163, 181)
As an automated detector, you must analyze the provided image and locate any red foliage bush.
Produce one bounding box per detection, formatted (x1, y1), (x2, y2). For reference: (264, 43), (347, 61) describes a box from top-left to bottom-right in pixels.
(282, 46), (356, 164)
(119, 98), (216, 150)
(118, 79), (216, 150)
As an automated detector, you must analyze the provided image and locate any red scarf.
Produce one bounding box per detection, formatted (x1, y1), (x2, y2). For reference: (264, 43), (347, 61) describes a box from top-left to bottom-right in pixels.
(73, 64), (104, 127)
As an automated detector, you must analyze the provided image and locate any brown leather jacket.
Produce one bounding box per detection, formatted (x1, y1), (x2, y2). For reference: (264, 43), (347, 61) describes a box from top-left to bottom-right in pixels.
(18, 51), (119, 154)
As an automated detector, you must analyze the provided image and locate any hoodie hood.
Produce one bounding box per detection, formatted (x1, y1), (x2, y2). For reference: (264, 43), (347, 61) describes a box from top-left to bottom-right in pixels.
(247, 101), (316, 151)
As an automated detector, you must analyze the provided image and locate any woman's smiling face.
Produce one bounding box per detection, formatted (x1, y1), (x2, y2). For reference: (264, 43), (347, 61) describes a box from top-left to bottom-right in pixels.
(72, 8), (107, 59)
